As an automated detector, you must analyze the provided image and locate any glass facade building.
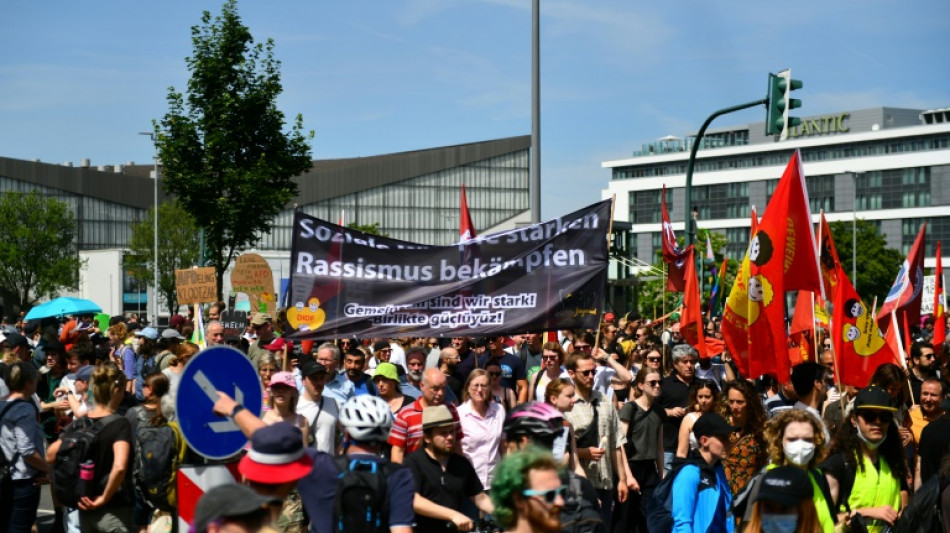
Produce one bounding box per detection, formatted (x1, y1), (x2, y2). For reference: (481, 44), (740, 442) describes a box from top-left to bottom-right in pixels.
(602, 107), (950, 266)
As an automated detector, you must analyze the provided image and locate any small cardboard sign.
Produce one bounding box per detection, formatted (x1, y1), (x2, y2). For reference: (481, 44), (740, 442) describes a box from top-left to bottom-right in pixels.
(176, 267), (218, 305)
(220, 309), (248, 340)
(230, 253), (276, 315)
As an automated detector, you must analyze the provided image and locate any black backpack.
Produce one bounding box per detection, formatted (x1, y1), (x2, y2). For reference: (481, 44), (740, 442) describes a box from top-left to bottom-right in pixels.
(559, 471), (604, 533)
(894, 473), (950, 533)
(333, 456), (396, 533)
(52, 414), (121, 508)
(131, 407), (184, 512)
(645, 458), (696, 533)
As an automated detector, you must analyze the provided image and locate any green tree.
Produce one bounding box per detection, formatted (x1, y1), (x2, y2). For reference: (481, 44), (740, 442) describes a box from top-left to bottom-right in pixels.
(346, 222), (389, 237)
(0, 191), (82, 313)
(636, 229), (736, 319)
(156, 0), (312, 300)
(828, 219), (902, 303)
(126, 201), (202, 316)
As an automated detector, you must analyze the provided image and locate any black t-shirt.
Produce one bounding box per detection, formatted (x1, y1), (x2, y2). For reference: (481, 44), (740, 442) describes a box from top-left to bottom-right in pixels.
(478, 353), (527, 391)
(404, 448), (483, 533)
(918, 415), (950, 485)
(79, 413), (134, 507)
(618, 401), (663, 462)
(658, 375), (694, 451)
(821, 451), (909, 503)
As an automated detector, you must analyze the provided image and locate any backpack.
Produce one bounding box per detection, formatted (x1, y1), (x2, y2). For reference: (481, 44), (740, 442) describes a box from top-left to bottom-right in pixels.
(132, 408), (184, 512)
(645, 458), (694, 533)
(559, 472), (605, 533)
(333, 456), (396, 533)
(0, 399), (32, 483)
(893, 473), (950, 533)
(52, 414), (122, 508)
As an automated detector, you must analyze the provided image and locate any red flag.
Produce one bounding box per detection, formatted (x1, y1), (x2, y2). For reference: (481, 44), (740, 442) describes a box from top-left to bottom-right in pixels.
(817, 214), (841, 301)
(833, 263), (899, 387)
(787, 290), (816, 364)
(460, 184), (477, 241)
(878, 223), (927, 329)
(680, 248), (708, 357)
(747, 151), (821, 381)
(934, 242), (946, 348)
(750, 206), (759, 241)
(883, 312), (906, 368)
(661, 185), (692, 292)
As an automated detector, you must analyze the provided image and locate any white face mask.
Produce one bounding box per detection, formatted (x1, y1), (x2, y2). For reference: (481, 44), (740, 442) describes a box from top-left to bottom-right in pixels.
(761, 513), (798, 533)
(783, 439), (815, 466)
(856, 423), (886, 450)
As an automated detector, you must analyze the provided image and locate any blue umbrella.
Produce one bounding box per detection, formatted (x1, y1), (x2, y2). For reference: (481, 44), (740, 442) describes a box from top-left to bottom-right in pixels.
(24, 297), (102, 321)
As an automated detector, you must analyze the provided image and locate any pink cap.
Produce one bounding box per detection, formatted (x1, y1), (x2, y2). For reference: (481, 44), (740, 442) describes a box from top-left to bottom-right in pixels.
(269, 371), (296, 389)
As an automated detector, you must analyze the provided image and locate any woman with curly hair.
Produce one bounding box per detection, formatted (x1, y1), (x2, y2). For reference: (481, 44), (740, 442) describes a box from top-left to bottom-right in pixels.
(821, 386), (908, 533)
(735, 409), (835, 532)
(719, 379), (768, 497)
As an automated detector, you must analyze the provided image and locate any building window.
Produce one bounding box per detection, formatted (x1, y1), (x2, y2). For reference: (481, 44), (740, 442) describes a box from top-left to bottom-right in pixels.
(725, 228), (748, 262)
(807, 175), (835, 213)
(693, 183), (750, 220)
(631, 189), (669, 224)
(902, 217), (950, 256)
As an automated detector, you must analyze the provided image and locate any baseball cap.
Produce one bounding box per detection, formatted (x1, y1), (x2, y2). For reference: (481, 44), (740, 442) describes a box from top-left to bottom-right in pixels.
(853, 385), (898, 412)
(135, 327), (158, 341)
(193, 484), (279, 533)
(372, 362), (399, 382)
(264, 338), (291, 352)
(169, 314), (186, 328)
(250, 313), (272, 326)
(2, 332), (29, 349)
(238, 422), (313, 484)
(692, 412), (739, 440)
(299, 359), (327, 378)
(422, 405), (456, 430)
(269, 371), (296, 389)
(603, 312), (615, 323)
(754, 465), (813, 507)
(161, 328), (185, 341)
(67, 365), (94, 383)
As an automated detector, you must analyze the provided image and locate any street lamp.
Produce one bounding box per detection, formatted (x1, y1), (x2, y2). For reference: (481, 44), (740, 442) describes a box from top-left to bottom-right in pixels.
(139, 132), (159, 326)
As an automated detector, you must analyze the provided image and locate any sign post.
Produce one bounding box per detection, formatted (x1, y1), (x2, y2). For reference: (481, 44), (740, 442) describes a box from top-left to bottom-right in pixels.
(176, 346), (262, 459)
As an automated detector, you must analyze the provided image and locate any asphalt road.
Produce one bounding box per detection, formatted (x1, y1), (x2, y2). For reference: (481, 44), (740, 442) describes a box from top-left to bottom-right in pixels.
(37, 486), (55, 533)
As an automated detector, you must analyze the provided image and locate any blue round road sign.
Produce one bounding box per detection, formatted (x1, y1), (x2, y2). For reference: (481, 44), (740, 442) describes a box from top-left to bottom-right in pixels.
(176, 346), (263, 459)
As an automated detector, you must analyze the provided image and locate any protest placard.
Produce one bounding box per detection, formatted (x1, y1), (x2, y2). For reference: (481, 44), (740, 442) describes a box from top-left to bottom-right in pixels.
(176, 267), (218, 305)
(230, 253), (276, 315)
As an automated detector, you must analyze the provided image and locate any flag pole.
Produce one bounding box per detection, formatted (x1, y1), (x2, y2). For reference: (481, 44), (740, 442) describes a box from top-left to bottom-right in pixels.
(891, 310), (917, 405)
(814, 210), (824, 358)
(593, 196), (617, 355)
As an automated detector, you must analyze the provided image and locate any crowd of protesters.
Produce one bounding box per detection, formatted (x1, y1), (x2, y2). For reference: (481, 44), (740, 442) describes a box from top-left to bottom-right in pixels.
(1, 306), (950, 533)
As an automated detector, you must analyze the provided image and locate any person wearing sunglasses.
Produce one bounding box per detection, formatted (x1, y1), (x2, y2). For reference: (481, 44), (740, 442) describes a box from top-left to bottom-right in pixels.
(821, 386), (907, 533)
(528, 343), (570, 401)
(490, 447), (566, 533)
(564, 351), (628, 526)
(615, 366), (664, 533)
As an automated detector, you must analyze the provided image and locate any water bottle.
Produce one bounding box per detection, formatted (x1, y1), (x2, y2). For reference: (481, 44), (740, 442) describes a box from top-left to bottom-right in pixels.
(78, 461), (95, 497)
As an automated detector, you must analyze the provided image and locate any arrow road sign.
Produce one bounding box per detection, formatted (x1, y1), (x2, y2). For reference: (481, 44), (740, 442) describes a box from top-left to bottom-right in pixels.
(176, 346), (263, 459)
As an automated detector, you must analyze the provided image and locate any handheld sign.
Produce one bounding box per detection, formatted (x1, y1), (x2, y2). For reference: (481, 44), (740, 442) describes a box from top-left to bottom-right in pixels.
(220, 309), (248, 340)
(230, 253), (276, 315)
(176, 267), (218, 306)
(176, 346), (263, 459)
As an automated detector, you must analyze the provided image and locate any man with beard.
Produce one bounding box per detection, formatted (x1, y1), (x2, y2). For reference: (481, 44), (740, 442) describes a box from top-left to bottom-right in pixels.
(343, 349), (377, 397)
(247, 313), (276, 369)
(913, 378), (947, 489)
(438, 347), (464, 402)
(658, 343), (697, 473)
(490, 448), (565, 533)
(563, 351), (627, 526)
(389, 368), (463, 463)
(908, 342), (938, 406)
(296, 359), (339, 454)
(400, 347), (425, 400)
(405, 405), (494, 533)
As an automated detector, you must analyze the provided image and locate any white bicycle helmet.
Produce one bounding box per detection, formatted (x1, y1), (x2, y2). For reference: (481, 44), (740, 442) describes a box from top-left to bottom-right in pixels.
(339, 395), (393, 443)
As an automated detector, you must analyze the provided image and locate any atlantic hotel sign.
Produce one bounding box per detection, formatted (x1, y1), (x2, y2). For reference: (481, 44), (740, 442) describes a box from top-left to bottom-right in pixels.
(786, 113), (850, 138)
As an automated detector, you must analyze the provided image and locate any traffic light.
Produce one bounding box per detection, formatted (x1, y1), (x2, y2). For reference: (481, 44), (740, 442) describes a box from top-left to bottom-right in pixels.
(766, 69), (803, 140)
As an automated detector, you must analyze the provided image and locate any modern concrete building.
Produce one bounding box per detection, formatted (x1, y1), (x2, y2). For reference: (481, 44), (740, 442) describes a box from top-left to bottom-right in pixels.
(0, 135), (531, 316)
(602, 107), (950, 268)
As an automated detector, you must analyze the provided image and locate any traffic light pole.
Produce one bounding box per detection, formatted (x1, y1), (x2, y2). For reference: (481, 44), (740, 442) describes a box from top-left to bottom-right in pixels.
(683, 98), (767, 247)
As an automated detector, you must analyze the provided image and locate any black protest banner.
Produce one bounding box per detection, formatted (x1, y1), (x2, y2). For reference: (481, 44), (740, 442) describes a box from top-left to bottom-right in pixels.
(286, 200), (611, 338)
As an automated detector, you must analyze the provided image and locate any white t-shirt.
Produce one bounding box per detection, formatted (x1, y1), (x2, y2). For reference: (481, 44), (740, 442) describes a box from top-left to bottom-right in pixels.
(298, 395), (339, 454)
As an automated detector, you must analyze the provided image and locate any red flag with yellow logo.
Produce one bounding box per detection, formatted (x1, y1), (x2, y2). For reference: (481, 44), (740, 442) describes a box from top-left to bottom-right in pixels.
(833, 263), (899, 387)
(680, 247), (708, 357)
(934, 241), (946, 349)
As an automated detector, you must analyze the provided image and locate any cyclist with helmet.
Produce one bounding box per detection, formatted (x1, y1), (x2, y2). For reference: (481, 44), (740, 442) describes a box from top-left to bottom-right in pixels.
(504, 402), (605, 533)
(213, 392), (415, 533)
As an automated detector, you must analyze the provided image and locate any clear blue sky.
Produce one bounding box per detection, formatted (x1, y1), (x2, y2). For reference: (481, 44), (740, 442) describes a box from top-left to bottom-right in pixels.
(2, 1), (948, 219)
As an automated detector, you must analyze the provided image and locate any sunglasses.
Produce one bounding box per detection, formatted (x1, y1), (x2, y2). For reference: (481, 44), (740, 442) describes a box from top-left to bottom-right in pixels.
(857, 410), (893, 424)
(577, 369), (595, 377)
(542, 355), (559, 361)
(574, 344), (591, 351)
(647, 357), (661, 362)
(645, 380), (661, 387)
(488, 371), (501, 377)
(522, 486), (567, 505)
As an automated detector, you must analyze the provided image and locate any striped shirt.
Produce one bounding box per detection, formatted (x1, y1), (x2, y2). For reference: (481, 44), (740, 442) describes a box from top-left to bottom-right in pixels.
(388, 399), (463, 453)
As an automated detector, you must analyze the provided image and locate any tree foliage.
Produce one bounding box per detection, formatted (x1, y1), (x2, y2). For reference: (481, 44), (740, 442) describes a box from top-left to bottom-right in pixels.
(636, 229), (737, 319)
(126, 201), (201, 316)
(155, 0), (312, 300)
(828, 219), (903, 304)
(346, 222), (389, 237)
(0, 191), (82, 313)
